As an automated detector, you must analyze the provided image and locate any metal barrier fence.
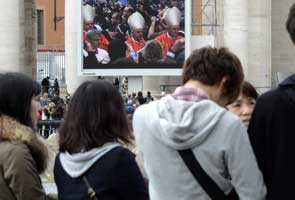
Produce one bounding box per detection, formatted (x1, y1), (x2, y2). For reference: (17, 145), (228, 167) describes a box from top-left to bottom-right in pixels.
(37, 52), (65, 83)
(37, 118), (133, 138)
(37, 120), (62, 138)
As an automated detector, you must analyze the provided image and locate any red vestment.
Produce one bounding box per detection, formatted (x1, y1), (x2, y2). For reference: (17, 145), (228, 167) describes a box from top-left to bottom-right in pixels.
(125, 37), (146, 57)
(155, 32), (184, 55)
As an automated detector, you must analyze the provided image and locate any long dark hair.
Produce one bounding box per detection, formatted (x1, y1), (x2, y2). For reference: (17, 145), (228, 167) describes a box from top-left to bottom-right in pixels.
(0, 72), (41, 128)
(59, 80), (132, 153)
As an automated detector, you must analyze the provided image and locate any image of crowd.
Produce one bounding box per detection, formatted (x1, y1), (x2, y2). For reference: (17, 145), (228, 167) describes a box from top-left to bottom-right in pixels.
(82, 0), (185, 68)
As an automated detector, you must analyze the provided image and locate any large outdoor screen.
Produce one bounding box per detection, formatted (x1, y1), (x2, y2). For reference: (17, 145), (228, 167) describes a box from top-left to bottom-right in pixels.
(78, 0), (190, 76)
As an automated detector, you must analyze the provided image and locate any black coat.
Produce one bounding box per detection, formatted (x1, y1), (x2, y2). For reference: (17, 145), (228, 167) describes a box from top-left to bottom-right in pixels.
(83, 50), (100, 68)
(248, 74), (295, 200)
(54, 146), (149, 200)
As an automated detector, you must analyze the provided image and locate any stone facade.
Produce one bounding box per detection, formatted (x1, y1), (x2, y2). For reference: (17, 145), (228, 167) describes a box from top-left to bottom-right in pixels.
(0, 0), (36, 78)
(272, 0), (295, 85)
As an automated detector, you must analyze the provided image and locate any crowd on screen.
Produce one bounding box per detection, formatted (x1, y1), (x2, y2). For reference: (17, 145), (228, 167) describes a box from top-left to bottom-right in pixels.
(82, 0), (185, 67)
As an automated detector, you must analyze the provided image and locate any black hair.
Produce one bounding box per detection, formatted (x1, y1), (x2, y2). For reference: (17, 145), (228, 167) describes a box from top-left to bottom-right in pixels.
(0, 73), (41, 128)
(242, 81), (258, 100)
(286, 2), (295, 43)
(108, 39), (127, 62)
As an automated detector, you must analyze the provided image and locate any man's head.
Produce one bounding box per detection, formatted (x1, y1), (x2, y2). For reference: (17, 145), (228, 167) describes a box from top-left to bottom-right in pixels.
(114, 24), (128, 40)
(163, 7), (181, 38)
(171, 0), (178, 7)
(167, 25), (180, 38)
(143, 40), (163, 63)
(286, 2), (295, 43)
(83, 4), (96, 31)
(182, 47), (244, 107)
(128, 12), (145, 40)
(84, 20), (94, 31)
(111, 12), (122, 27)
(136, 1), (145, 11)
(87, 29), (102, 49)
(94, 15), (106, 27)
(132, 28), (144, 41)
(123, 6), (134, 19)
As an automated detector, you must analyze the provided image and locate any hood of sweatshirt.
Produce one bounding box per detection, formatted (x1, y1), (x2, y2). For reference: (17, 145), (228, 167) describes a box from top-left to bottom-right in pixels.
(145, 95), (227, 150)
(59, 142), (120, 178)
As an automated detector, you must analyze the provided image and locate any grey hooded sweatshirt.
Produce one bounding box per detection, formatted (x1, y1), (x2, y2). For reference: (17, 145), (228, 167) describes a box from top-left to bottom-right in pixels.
(59, 142), (120, 178)
(133, 95), (266, 200)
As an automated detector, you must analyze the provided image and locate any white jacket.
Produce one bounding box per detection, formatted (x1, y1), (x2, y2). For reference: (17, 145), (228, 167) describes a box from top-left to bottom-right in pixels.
(133, 95), (266, 200)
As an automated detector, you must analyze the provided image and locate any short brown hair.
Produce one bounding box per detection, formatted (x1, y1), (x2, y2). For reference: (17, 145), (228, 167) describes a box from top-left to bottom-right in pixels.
(59, 80), (132, 153)
(182, 47), (244, 103)
(286, 2), (295, 43)
(143, 40), (163, 63)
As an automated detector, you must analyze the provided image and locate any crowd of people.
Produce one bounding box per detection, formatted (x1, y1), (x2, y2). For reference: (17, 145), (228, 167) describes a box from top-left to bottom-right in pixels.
(1, 2), (295, 200)
(82, 0), (185, 68)
(39, 77), (68, 121)
(40, 75), (154, 122)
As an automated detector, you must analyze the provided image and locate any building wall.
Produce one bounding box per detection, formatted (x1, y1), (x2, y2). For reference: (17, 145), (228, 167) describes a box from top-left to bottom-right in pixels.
(36, 0), (65, 51)
(247, 0), (272, 91)
(0, 0), (37, 78)
(272, 0), (295, 85)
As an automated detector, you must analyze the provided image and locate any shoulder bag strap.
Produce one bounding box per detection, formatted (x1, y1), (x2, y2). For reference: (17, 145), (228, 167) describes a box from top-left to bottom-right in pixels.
(83, 176), (99, 200)
(178, 149), (228, 200)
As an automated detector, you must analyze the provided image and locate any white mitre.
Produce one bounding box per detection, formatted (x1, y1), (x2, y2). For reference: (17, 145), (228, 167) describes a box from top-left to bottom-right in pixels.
(163, 6), (181, 26)
(128, 12), (145, 31)
(83, 4), (96, 22)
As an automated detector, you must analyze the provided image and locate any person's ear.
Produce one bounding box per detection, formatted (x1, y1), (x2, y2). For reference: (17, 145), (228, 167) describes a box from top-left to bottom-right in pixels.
(218, 76), (228, 94)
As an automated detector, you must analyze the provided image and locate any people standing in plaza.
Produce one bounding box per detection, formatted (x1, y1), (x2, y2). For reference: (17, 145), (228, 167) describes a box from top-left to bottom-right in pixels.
(135, 91), (146, 105)
(53, 78), (59, 95)
(133, 47), (266, 200)
(248, 3), (295, 199)
(54, 80), (149, 200)
(41, 76), (50, 93)
(39, 92), (49, 109)
(50, 90), (65, 120)
(144, 91), (154, 104)
(0, 73), (55, 200)
(227, 81), (258, 128)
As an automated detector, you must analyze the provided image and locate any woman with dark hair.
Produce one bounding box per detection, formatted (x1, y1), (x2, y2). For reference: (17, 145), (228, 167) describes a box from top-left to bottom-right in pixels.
(227, 81), (259, 128)
(54, 80), (149, 200)
(0, 73), (55, 200)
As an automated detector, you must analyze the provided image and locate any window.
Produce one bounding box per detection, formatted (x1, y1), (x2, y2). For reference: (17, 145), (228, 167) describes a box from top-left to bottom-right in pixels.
(37, 10), (44, 45)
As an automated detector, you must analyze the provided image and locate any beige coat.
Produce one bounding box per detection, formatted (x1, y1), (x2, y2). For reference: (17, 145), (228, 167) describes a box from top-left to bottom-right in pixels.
(0, 115), (55, 200)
